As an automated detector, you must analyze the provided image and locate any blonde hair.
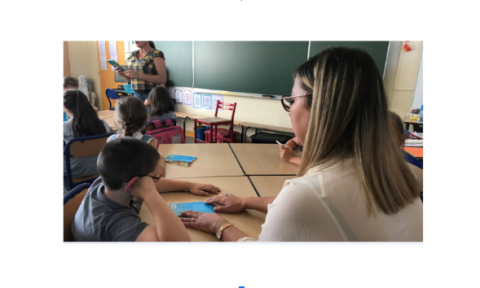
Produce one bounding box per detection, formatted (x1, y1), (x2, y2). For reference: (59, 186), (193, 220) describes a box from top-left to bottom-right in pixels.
(295, 47), (419, 215)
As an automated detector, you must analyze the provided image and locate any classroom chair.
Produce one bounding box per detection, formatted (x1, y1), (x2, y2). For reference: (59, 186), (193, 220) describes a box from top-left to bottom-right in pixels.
(195, 101), (237, 143)
(64, 183), (91, 241)
(106, 88), (121, 110)
(405, 153), (423, 169)
(64, 132), (114, 190)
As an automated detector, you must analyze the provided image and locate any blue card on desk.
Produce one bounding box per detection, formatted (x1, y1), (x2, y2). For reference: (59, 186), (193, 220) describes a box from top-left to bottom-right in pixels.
(165, 155), (197, 163)
(169, 202), (215, 216)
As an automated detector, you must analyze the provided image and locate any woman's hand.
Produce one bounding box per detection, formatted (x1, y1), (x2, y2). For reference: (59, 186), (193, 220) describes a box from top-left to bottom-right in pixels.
(115, 67), (127, 77)
(205, 194), (246, 213)
(124, 68), (140, 79)
(188, 183), (221, 196)
(144, 98), (150, 107)
(279, 145), (295, 162)
(180, 210), (226, 234)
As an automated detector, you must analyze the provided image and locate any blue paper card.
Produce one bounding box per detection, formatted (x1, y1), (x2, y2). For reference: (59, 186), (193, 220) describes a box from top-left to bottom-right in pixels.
(169, 202), (215, 216)
(165, 155), (197, 163)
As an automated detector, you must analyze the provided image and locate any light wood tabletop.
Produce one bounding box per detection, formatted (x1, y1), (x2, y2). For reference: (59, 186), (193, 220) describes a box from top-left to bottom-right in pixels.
(97, 110), (115, 119)
(249, 176), (296, 197)
(103, 117), (116, 131)
(240, 122), (294, 133)
(174, 112), (191, 118)
(158, 144), (244, 179)
(139, 176), (266, 241)
(229, 144), (299, 175)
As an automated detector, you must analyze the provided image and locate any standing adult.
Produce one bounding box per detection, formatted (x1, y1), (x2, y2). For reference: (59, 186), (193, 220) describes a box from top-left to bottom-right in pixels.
(115, 41), (167, 102)
(179, 47), (423, 242)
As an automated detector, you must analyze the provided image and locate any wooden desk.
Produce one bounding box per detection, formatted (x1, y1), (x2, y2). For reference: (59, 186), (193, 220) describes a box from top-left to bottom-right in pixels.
(403, 117), (423, 131)
(174, 112), (191, 119)
(139, 177), (266, 241)
(158, 144), (244, 179)
(103, 118), (116, 131)
(249, 176), (296, 197)
(97, 110), (115, 119)
(240, 122), (294, 143)
(229, 144), (299, 175)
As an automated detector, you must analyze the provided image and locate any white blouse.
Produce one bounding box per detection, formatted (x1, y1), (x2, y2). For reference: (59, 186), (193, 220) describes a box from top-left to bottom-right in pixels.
(240, 159), (423, 241)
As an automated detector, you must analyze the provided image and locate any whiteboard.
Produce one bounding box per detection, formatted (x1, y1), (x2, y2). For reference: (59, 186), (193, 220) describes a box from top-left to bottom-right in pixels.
(411, 50), (423, 110)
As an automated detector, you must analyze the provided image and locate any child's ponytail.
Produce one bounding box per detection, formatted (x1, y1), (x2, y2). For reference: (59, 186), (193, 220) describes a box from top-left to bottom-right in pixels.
(115, 96), (148, 137)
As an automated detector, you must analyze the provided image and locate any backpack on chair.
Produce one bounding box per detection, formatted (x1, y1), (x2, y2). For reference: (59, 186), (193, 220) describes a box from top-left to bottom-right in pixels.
(142, 119), (185, 147)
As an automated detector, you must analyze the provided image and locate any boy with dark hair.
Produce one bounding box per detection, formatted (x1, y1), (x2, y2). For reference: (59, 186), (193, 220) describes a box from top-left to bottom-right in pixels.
(72, 138), (190, 241)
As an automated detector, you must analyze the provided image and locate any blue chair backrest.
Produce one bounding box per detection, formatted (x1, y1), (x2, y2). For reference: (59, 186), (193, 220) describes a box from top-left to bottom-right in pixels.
(64, 183), (91, 241)
(64, 183), (91, 206)
(106, 88), (121, 110)
(64, 132), (114, 190)
(405, 154), (423, 169)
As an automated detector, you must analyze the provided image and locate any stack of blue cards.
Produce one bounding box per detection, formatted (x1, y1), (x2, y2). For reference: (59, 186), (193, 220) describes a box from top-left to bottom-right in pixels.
(169, 202), (215, 216)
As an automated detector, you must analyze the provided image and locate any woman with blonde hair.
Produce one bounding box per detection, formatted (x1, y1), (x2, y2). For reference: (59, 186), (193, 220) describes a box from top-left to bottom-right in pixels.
(180, 47), (423, 241)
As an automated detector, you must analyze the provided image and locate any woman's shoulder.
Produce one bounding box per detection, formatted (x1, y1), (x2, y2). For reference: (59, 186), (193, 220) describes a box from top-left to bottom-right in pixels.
(152, 49), (165, 59)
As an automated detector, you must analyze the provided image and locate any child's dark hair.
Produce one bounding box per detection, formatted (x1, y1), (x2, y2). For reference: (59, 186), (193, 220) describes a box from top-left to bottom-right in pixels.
(97, 138), (160, 190)
(64, 77), (79, 88)
(64, 90), (107, 138)
(148, 86), (175, 117)
(389, 111), (406, 147)
(115, 96), (148, 136)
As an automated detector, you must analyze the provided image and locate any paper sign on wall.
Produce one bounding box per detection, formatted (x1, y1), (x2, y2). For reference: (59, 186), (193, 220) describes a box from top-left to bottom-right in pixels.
(174, 89), (183, 105)
(213, 95), (224, 112)
(202, 94), (212, 110)
(99, 41), (107, 70)
(109, 41), (117, 71)
(184, 90), (192, 106)
(193, 93), (202, 109)
(167, 87), (175, 101)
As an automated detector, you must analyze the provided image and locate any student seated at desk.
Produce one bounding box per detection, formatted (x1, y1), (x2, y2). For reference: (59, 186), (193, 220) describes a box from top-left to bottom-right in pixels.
(144, 86), (177, 122)
(179, 47), (423, 242)
(63, 90), (110, 185)
(279, 137), (302, 166)
(108, 96), (221, 196)
(72, 138), (190, 241)
(63, 77), (98, 111)
(107, 96), (157, 147)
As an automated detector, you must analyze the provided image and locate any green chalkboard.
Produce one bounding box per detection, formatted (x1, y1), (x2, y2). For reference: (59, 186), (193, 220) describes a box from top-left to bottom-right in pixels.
(153, 41), (193, 87)
(152, 41), (389, 95)
(309, 41), (389, 76)
(194, 41), (309, 96)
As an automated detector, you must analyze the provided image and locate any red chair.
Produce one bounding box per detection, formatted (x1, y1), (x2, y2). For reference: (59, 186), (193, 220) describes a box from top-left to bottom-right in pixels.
(195, 101), (237, 143)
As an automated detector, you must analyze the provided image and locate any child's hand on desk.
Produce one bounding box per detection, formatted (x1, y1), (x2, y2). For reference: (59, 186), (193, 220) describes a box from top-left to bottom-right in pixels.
(205, 194), (246, 214)
(188, 183), (221, 196)
(279, 145), (294, 162)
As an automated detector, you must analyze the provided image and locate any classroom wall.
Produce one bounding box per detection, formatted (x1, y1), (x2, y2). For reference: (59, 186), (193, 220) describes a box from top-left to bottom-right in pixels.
(411, 51), (423, 110)
(95, 41), (127, 111)
(383, 41), (423, 117)
(67, 41), (103, 110)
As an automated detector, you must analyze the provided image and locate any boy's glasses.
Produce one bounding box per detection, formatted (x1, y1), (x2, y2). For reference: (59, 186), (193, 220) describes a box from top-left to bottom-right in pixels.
(281, 93), (311, 112)
(126, 172), (161, 183)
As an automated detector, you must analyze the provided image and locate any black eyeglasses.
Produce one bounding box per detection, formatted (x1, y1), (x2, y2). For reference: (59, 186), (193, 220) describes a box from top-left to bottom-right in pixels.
(126, 172), (161, 183)
(281, 93), (311, 112)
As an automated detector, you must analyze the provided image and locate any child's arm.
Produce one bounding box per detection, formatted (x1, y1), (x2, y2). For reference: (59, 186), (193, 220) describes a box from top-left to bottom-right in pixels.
(156, 179), (221, 196)
(132, 177), (190, 241)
